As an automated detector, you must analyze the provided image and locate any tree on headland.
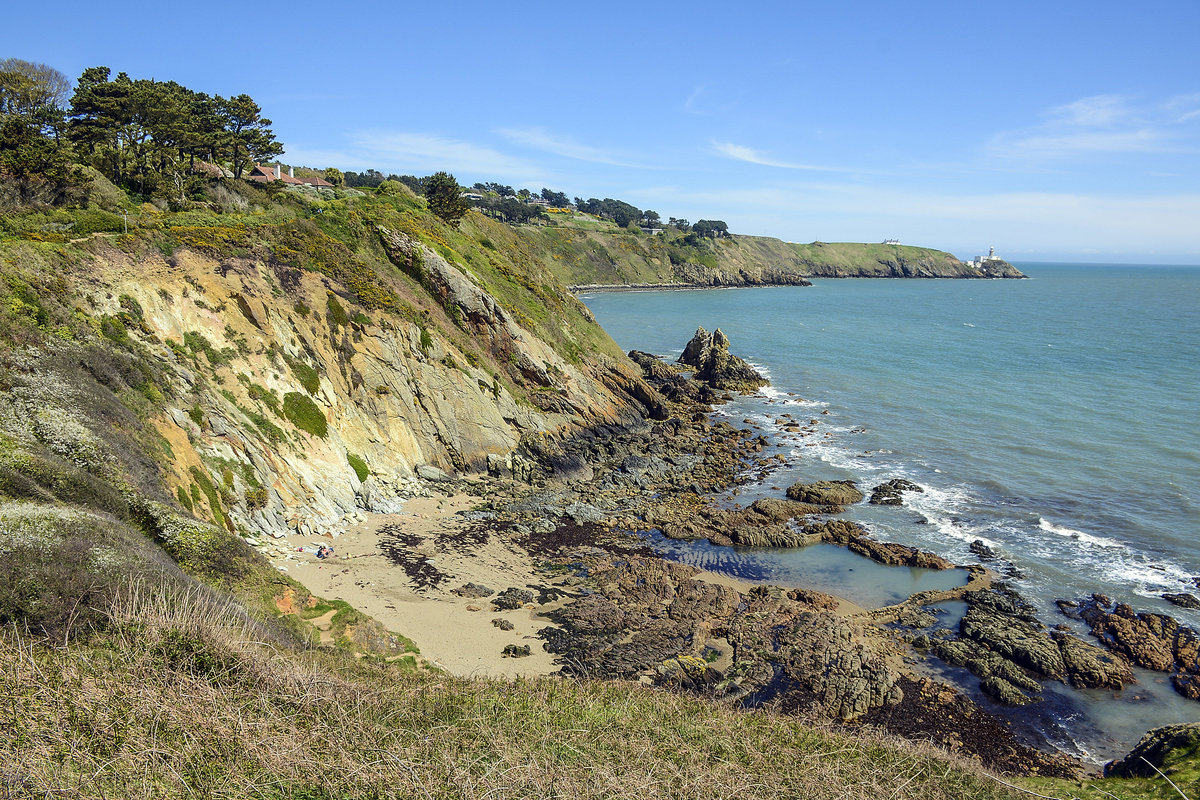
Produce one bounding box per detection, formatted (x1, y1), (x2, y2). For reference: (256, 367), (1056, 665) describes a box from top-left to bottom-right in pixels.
(323, 167), (344, 186)
(0, 58), (74, 190)
(219, 94), (282, 180)
(540, 187), (569, 207)
(64, 66), (282, 194)
(424, 171), (470, 225)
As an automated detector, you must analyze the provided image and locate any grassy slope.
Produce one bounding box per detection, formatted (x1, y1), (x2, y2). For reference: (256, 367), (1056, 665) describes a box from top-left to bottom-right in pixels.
(3, 596), (1024, 800)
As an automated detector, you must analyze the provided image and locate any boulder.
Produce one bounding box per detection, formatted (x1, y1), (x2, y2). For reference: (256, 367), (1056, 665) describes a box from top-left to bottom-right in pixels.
(1106, 722), (1200, 778)
(1164, 592), (1200, 610)
(869, 478), (924, 506)
(416, 464), (451, 482)
(786, 480), (864, 506)
(960, 606), (1065, 679)
(1053, 630), (1134, 689)
(502, 644), (532, 658)
(451, 582), (494, 599)
(492, 587), (535, 610)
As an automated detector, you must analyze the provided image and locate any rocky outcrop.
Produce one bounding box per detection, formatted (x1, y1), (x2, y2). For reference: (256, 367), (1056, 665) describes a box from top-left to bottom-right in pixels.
(869, 479), (924, 506)
(1063, 595), (1200, 700)
(1106, 722), (1200, 778)
(927, 588), (1136, 706)
(787, 480), (864, 506)
(677, 327), (767, 392)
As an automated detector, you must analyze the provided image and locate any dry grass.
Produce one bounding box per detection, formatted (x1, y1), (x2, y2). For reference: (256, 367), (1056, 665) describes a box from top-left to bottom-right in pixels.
(0, 586), (1024, 800)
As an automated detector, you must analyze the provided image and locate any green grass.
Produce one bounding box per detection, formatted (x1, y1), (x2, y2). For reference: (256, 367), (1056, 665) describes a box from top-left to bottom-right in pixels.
(346, 452), (369, 482)
(282, 391), (327, 438)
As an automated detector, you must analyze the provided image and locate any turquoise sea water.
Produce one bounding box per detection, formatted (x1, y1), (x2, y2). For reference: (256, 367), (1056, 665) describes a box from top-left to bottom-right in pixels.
(580, 263), (1200, 760)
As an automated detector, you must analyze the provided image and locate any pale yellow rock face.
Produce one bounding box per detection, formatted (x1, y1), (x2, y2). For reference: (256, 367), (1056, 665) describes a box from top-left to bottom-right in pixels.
(83, 238), (648, 540)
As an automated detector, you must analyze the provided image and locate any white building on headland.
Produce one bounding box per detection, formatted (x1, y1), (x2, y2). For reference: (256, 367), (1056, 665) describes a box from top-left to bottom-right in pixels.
(965, 246), (1003, 268)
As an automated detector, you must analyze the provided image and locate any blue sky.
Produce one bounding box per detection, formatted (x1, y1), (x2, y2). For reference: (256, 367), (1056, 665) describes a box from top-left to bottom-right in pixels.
(5, 1), (1199, 262)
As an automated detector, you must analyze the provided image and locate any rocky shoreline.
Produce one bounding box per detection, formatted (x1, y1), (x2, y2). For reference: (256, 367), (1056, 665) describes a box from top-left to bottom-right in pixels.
(363, 326), (1197, 778)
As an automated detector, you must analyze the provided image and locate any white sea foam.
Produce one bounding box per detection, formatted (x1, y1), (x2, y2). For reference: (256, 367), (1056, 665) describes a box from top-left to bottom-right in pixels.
(1038, 517), (1123, 549)
(963, 322), (976, 328)
(757, 386), (829, 407)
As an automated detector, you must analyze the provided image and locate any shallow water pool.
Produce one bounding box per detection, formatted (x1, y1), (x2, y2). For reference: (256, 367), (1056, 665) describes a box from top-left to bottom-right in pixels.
(642, 532), (969, 608)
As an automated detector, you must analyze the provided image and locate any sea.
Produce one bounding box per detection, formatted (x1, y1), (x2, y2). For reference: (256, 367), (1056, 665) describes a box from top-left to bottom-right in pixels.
(579, 262), (1200, 762)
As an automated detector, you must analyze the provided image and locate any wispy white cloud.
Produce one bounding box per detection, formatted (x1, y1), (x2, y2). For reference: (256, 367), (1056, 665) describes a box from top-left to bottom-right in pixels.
(711, 141), (847, 171)
(988, 93), (1199, 161)
(282, 132), (548, 182)
(351, 132), (542, 177)
(496, 127), (649, 168)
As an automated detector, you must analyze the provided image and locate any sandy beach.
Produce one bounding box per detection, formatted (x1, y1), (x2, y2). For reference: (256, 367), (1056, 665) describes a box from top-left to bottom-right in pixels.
(275, 491), (787, 679)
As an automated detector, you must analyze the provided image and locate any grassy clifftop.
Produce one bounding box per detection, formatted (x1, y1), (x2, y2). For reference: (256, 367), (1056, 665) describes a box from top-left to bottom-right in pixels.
(511, 212), (1023, 286)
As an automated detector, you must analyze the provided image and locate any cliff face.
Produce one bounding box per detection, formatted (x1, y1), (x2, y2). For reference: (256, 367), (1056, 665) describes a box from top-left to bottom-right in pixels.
(0, 192), (661, 545)
(516, 222), (1024, 286)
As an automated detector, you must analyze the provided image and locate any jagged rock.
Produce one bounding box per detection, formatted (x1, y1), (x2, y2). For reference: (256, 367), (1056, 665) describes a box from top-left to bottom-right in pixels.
(1053, 630), (1134, 689)
(1073, 595), (1200, 700)
(1106, 722), (1200, 778)
(969, 540), (997, 561)
(869, 478), (924, 506)
(786, 480), (864, 506)
(491, 618), (515, 631)
(1165, 592), (1200, 609)
(772, 611), (904, 719)
(501, 644), (532, 658)
(931, 640), (1042, 706)
(451, 582), (494, 599)
(676, 327), (767, 392)
(960, 607), (1065, 678)
(492, 587), (535, 610)
(980, 675), (1038, 706)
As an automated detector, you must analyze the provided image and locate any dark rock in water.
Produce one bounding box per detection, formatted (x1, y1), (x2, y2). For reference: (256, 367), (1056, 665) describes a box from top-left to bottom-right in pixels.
(1072, 594), (1200, 699)
(1164, 592), (1200, 610)
(502, 644), (532, 658)
(786, 479), (864, 506)
(799, 518), (954, 569)
(1053, 630), (1135, 689)
(960, 606), (1066, 680)
(493, 587), (535, 610)
(969, 539), (997, 561)
(1105, 722), (1200, 778)
(676, 326), (767, 392)
(869, 478), (924, 506)
(451, 582), (494, 598)
(492, 618), (515, 631)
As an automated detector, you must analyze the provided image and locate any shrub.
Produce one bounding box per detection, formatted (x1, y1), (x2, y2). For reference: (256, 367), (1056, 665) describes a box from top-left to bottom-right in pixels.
(284, 355), (320, 395)
(0, 501), (187, 640)
(346, 453), (369, 482)
(326, 293), (349, 327)
(283, 392), (327, 438)
(176, 485), (194, 512)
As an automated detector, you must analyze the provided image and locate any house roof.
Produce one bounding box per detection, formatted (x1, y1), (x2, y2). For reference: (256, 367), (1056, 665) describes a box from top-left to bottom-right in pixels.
(246, 164), (304, 185)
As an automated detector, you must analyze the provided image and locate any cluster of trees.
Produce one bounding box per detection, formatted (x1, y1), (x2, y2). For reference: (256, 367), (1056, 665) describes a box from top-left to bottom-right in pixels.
(574, 197), (658, 229)
(344, 169), (424, 193)
(0, 59), (283, 202)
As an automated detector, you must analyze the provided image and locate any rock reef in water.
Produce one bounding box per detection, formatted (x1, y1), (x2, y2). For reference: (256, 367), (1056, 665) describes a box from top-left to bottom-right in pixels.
(1059, 594), (1200, 700)
(676, 326), (768, 392)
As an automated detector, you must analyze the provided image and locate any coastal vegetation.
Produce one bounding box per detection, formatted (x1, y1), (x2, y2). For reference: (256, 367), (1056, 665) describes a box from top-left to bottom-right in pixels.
(0, 56), (1190, 800)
